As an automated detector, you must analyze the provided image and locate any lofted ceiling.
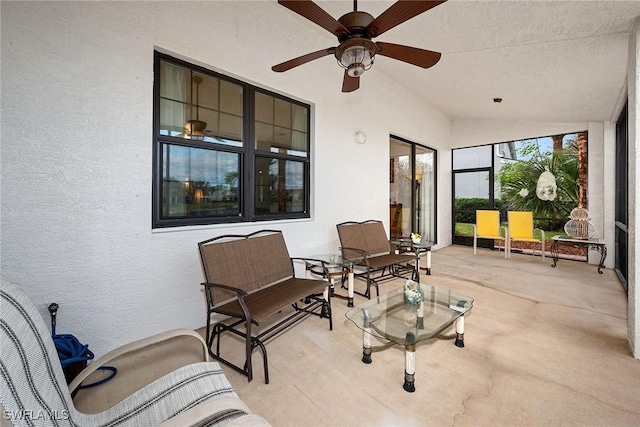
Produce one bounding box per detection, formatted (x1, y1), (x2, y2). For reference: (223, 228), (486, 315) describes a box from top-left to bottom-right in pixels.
(273, 0), (640, 123)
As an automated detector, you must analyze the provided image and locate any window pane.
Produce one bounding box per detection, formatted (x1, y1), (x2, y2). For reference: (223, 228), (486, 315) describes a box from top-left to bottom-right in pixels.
(161, 144), (239, 219)
(255, 122), (274, 151)
(220, 81), (243, 116)
(274, 98), (291, 128)
(255, 93), (308, 156)
(292, 104), (308, 132)
(254, 157), (305, 215)
(255, 92), (273, 123)
(160, 61), (190, 104)
(219, 113), (243, 142)
(274, 127), (292, 151)
(197, 74), (219, 111)
(453, 145), (492, 170)
(160, 98), (188, 137)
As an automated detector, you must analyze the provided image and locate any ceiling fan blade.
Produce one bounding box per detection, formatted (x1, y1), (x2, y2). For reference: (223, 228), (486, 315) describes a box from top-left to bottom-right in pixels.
(342, 70), (360, 93)
(272, 47), (336, 72)
(376, 42), (441, 68)
(278, 0), (349, 37)
(366, 1), (446, 38)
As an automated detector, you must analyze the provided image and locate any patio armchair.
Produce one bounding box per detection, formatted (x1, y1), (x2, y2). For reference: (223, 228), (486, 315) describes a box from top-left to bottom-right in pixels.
(473, 210), (508, 257)
(0, 278), (270, 427)
(507, 211), (546, 259)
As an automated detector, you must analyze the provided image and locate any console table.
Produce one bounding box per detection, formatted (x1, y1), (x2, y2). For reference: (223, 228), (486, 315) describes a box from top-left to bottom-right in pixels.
(550, 236), (607, 274)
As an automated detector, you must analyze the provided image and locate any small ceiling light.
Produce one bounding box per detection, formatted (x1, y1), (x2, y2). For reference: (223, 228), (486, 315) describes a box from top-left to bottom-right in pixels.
(493, 98), (503, 103)
(335, 38), (377, 77)
(354, 131), (367, 144)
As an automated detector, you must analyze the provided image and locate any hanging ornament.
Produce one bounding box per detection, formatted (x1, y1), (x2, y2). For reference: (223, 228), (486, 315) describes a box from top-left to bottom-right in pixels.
(536, 169), (557, 201)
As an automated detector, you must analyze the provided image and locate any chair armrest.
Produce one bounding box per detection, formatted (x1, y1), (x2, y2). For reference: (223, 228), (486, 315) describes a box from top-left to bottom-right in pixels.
(535, 228), (546, 241)
(472, 224), (478, 237)
(291, 257), (330, 278)
(339, 246), (368, 260)
(69, 329), (209, 393)
(157, 396), (271, 427)
(501, 225), (509, 239)
(201, 282), (254, 327)
(201, 282), (249, 297)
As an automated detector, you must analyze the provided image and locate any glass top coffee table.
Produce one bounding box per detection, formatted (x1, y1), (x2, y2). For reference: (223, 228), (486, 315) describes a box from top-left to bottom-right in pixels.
(346, 284), (473, 392)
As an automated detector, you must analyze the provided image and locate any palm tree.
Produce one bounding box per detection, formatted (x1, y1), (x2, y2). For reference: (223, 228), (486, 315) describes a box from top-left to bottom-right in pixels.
(496, 138), (578, 229)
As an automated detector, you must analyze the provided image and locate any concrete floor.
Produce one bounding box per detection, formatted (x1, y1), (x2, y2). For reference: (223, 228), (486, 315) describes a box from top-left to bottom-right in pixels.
(73, 245), (639, 426)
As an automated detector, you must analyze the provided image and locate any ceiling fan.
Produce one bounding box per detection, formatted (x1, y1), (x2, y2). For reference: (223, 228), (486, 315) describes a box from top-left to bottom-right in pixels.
(272, 0), (446, 93)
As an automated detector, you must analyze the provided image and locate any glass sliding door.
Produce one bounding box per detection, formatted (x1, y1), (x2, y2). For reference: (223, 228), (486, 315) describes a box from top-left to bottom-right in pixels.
(389, 136), (437, 242)
(615, 102), (628, 291)
(415, 146), (436, 241)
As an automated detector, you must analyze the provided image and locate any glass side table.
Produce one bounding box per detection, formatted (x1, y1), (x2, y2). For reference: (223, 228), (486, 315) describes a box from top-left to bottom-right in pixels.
(302, 254), (355, 307)
(390, 239), (434, 280)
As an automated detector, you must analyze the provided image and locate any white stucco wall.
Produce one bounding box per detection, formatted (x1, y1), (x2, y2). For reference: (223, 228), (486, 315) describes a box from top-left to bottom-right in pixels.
(0, 1), (452, 356)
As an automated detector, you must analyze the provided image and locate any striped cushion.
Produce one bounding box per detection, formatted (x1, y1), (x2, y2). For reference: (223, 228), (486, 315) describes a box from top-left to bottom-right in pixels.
(0, 279), (257, 427)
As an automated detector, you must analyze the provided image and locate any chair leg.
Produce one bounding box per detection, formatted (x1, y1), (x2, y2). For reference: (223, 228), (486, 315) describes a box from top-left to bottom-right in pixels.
(473, 235), (477, 255)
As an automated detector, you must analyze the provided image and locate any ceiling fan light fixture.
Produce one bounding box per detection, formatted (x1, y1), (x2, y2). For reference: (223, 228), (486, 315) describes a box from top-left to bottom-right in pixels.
(184, 119), (207, 140)
(336, 38), (377, 77)
(184, 75), (207, 140)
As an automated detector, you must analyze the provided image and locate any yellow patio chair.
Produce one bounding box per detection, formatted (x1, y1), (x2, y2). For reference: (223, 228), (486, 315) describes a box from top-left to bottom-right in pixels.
(507, 211), (546, 259)
(473, 210), (508, 257)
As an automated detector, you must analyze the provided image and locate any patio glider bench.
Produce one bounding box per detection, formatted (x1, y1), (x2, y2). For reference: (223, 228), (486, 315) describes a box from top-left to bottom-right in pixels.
(336, 220), (417, 299)
(1, 278), (270, 427)
(198, 230), (332, 384)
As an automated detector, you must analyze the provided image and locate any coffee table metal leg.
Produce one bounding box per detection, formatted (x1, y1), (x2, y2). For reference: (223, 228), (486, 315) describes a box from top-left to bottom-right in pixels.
(403, 332), (416, 393)
(362, 310), (372, 364)
(455, 316), (465, 348)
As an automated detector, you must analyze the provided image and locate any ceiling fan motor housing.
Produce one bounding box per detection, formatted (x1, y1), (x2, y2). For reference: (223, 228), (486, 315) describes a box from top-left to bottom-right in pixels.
(337, 11), (375, 40)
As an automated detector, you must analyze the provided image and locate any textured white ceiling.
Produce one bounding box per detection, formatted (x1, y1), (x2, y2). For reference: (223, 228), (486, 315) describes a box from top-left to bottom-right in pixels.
(277, 0), (640, 123)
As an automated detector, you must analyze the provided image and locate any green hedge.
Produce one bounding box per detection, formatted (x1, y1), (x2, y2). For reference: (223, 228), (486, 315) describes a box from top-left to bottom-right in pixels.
(454, 197), (568, 231)
(454, 198), (505, 223)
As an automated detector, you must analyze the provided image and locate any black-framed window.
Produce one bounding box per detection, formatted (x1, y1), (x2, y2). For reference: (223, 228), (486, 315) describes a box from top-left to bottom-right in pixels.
(153, 52), (311, 228)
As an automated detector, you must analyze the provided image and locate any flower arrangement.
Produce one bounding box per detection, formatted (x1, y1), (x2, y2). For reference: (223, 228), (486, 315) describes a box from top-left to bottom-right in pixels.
(403, 279), (422, 305)
(410, 232), (422, 244)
